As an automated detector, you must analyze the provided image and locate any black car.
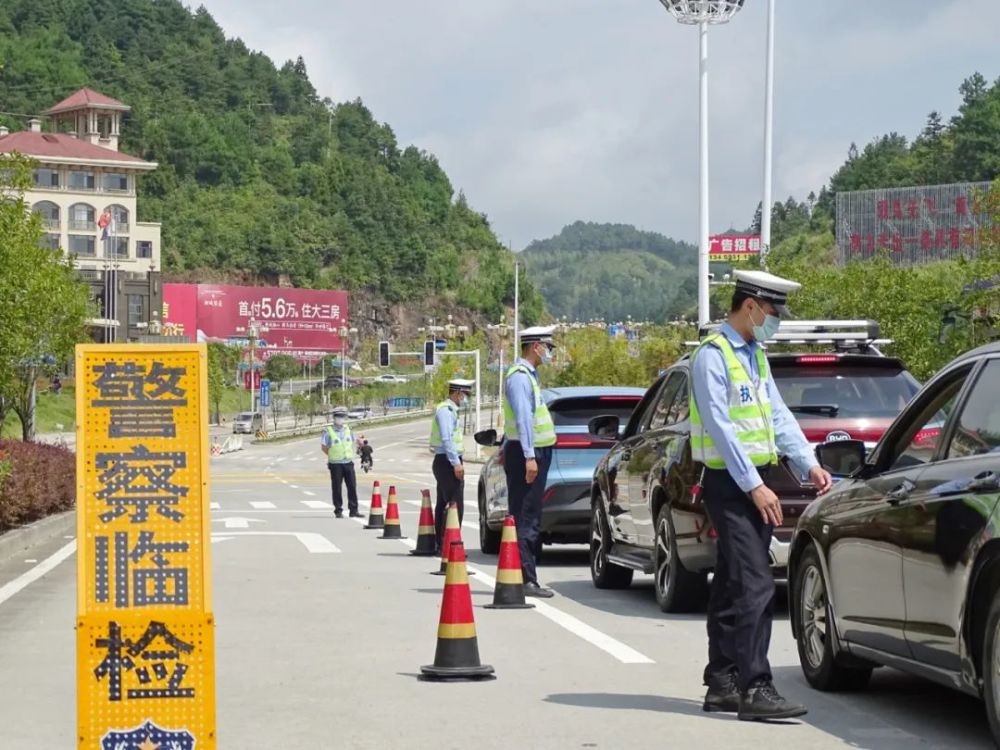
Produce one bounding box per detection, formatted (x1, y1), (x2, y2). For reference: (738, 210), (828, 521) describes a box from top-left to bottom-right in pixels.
(589, 320), (920, 612)
(790, 341), (1000, 743)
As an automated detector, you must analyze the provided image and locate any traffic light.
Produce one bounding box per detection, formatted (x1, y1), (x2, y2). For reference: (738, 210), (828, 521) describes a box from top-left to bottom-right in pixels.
(423, 340), (435, 368)
(378, 341), (390, 368)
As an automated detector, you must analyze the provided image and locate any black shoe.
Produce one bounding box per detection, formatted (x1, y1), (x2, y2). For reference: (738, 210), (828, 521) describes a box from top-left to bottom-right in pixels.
(738, 680), (807, 721)
(703, 672), (740, 713)
(523, 582), (554, 598)
(334, 510), (344, 518)
(349, 510), (362, 518)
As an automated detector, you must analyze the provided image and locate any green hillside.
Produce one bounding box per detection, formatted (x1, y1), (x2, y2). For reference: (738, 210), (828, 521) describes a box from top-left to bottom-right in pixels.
(522, 221), (697, 321)
(0, 0), (543, 320)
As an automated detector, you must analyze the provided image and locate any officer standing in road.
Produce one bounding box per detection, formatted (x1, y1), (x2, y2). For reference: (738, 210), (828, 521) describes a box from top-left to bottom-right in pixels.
(690, 270), (832, 721)
(503, 325), (558, 598)
(430, 378), (475, 551)
(320, 405), (361, 518)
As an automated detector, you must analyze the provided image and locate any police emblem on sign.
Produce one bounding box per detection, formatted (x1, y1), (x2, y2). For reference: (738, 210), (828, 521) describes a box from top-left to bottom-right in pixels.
(101, 721), (194, 750)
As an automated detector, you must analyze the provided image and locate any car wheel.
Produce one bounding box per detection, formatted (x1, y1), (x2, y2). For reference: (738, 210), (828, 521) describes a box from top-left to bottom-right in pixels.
(982, 590), (1000, 745)
(590, 496), (633, 589)
(653, 506), (708, 613)
(478, 488), (501, 555)
(794, 546), (872, 691)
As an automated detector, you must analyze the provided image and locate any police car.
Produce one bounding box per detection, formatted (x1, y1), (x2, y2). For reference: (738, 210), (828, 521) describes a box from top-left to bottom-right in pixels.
(587, 320), (921, 613)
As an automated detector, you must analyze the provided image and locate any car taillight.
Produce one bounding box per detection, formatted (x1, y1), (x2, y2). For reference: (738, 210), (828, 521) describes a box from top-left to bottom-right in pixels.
(796, 355), (839, 364)
(555, 435), (600, 448)
(913, 427), (941, 447)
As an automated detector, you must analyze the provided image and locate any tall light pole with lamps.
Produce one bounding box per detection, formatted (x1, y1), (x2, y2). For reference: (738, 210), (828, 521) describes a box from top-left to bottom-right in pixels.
(760, 0), (776, 266)
(337, 322), (358, 401)
(657, 0), (747, 326)
(487, 315), (512, 427)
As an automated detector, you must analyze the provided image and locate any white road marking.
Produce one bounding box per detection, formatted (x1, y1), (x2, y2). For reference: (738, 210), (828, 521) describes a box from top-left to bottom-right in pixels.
(303, 490), (317, 496)
(211, 531), (339, 553)
(0, 541), (76, 608)
(249, 501), (276, 509)
(210, 502), (221, 510)
(301, 500), (329, 509)
(289, 484), (300, 489)
(212, 516), (265, 529)
(24, 559), (37, 564)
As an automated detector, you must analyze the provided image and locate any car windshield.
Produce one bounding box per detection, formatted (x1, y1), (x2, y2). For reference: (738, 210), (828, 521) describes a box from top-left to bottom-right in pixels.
(547, 396), (642, 426)
(770, 365), (919, 419)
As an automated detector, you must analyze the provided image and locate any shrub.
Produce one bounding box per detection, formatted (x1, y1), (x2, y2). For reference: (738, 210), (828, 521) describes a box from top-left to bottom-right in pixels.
(0, 440), (75, 533)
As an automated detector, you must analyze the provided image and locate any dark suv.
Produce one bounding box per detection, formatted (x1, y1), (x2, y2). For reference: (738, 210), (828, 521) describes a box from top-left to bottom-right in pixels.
(588, 320), (920, 612)
(790, 341), (1000, 745)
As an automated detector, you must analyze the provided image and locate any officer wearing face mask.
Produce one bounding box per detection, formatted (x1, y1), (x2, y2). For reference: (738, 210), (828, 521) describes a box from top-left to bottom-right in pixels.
(430, 378), (475, 551)
(321, 405), (360, 518)
(503, 325), (558, 598)
(690, 270), (832, 722)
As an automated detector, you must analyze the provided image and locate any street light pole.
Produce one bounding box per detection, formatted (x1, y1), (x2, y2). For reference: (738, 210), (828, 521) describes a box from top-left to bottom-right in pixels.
(697, 20), (710, 327)
(760, 0), (776, 267)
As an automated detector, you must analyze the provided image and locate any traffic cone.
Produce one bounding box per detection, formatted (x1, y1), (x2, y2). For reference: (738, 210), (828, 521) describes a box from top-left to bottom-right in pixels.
(379, 485), (406, 539)
(363, 481), (384, 530)
(431, 502), (461, 575)
(420, 540), (495, 681)
(484, 516), (534, 610)
(409, 489), (437, 556)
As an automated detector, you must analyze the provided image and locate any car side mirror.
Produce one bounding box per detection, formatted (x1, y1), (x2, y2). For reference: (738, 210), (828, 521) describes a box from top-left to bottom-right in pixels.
(589, 415), (621, 441)
(815, 439), (867, 478)
(474, 428), (501, 447)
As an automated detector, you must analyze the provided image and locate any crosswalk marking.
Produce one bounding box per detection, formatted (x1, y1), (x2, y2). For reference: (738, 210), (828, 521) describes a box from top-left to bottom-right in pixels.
(250, 501), (276, 509)
(301, 500), (329, 509)
(303, 490), (316, 496)
(210, 502), (220, 510)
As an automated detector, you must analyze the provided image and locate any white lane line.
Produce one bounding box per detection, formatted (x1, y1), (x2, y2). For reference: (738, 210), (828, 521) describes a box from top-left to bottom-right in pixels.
(289, 484), (300, 489)
(211, 531), (340, 553)
(377, 527), (653, 665)
(210, 502), (221, 510)
(0, 540), (76, 608)
(249, 501), (276, 509)
(301, 500), (329, 509)
(294, 456), (303, 462)
(303, 490), (316, 496)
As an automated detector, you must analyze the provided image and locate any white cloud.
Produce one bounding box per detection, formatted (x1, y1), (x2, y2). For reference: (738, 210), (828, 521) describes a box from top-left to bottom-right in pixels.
(199, 0), (1000, 247)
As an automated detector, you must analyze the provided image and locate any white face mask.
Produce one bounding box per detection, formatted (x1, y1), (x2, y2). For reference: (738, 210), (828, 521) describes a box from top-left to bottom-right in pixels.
(539, 345), (553, 365)
(333, 417), (345, 427)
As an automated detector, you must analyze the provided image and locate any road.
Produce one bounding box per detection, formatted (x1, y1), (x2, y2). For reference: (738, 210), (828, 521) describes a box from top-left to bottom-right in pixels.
(0, 417), (993, 748)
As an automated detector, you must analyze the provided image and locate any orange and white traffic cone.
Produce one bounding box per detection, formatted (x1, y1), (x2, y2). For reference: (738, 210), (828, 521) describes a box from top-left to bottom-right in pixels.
(484, 516), (534, 609)
(431, 502), (461, 576)
(420, 540), (495, 681)
(379, 485), (406, 539)
(363, 481), (384, 530)
(410, 489), (437, 556)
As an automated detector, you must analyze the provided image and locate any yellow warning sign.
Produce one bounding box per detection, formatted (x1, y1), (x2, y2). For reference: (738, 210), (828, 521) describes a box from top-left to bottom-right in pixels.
(76, 344), (215, 748)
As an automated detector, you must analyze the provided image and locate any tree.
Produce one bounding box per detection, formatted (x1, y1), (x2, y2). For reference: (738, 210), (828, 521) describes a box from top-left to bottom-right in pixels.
(207, 343), (227, 425)
(263, 353), (299, 429)
(0, 154), (90, 440)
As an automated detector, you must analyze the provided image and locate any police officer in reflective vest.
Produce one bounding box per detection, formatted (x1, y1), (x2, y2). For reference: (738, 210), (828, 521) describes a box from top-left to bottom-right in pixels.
(689, 270), (832, 721)
(321, 405), (360, 518)
(430, 378), (474, 551)
(503, 325), (558, 598)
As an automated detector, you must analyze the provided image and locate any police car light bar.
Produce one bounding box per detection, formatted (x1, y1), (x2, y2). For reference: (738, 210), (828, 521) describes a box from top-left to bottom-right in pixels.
(687, 319), (893, 350)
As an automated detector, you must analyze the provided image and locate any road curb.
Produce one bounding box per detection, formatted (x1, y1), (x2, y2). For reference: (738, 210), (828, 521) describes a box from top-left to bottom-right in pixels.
(0, 510), (75, 564)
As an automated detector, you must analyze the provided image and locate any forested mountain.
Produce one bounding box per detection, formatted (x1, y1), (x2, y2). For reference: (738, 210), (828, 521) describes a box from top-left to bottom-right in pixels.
(522, 222), (697, 321)
(761, 72), (1000, 265)
(0, 0), (542, 319)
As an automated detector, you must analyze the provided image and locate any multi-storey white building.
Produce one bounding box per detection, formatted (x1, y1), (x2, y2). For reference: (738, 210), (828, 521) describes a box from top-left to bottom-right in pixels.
(0, 88), (164, 341)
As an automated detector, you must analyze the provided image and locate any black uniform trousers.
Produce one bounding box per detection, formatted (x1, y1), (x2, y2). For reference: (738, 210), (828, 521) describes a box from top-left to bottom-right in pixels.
(432, 453), (464, 550)
(702, 466), (775, 693)
(503, 441), (553, 586)
(327, 462), (359, 514)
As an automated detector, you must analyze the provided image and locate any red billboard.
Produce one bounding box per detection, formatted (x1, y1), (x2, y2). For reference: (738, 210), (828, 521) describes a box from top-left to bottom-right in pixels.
(162, 284), (349, 360)
(709, 234), (762, 261)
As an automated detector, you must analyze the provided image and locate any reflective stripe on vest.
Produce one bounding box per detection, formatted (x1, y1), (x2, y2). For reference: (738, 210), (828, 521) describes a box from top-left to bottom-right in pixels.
(326, 425), (354, 462)
(429, 400), (464, 454)
(688, 333), (777, 469)
(503, 364), (556, 447)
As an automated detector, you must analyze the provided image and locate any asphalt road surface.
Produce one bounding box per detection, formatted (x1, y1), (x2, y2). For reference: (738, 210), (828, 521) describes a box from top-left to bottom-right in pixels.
(0, 417), (993, 748)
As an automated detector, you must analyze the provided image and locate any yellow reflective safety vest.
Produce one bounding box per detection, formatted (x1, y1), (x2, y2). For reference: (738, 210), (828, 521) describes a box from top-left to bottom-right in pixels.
(429, 400), (464, 454)
(325, 424), (354, 462)
(689, 333), (777, 469)
(503, 364), (556, 447)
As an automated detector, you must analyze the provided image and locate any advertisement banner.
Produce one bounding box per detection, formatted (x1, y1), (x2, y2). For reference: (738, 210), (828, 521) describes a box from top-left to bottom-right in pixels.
(75, 344), (215, 748)
(709, 234), (762, 261)
(163, 284), (349, 360)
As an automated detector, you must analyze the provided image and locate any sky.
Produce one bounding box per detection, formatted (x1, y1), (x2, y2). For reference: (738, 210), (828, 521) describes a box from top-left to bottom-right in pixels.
(198, 0), (1000, 249)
